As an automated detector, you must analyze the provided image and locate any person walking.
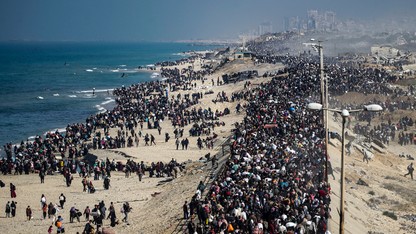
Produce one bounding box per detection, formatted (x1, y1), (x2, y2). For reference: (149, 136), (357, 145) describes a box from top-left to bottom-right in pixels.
(175, 138), (180, 150)
(59, 193), (66, 209)
(10, 183), (16, 198)
(40, 194), (47, 208)
(363, 149), (370, 164)
(82, 220), (94, 234)
(26, 206), (32, 220)
(150, 134), (156, 145)
(183, 201), (189, 220)
(83, 206), (90, 221)
(70, 206), (80, 223)
(5, 201), (11, 218)
(137, 167), (143, 182)
(82, 177), (88, 192)
(107, 202), (117, 227)
(39, 169), (45, 183)
(10, 201), (16, 217)
(103, 176), (110, 189)
(55, 216), (65, 233)
(404, 162), (414, 179)
(184, 138), (189, 150)
(122, 202), (131, 223)
(48, 225), (53, 234)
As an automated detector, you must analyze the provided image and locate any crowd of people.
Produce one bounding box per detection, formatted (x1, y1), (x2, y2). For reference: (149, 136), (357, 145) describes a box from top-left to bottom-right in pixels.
(184, 61), (333, 233)
(1, 36), (415, 233)
(180, 44), (416, 233)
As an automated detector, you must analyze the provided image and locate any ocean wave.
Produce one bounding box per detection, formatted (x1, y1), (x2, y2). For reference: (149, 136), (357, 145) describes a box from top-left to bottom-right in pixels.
(95, 104), (107, 113)
(85, 69), (93, 72)
(101, 99), (115, 105)
(68, 95), (77, 98)
(77, 89), (113, 94)
(151, 72), (160, 79)
(53, 93), (60, 97)
(27, 135), (37, 140)
(37, 96), (44, 100)
(123, 70), (139, 74)
(95, 104), (103, 109)
(83, 94), (96, 99)
(111, 68), (132, 73)
(172, 53), (187, 56)
(44, 128), (67, 136)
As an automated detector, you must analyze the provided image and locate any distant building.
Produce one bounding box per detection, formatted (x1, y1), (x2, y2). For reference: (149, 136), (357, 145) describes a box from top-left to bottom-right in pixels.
(286, 9), (338, 32)
(307, 10), (318, 30)
(284, 16), (301, 32)
(371, 46), (400, 59)
(325, 11), (336, 30)
(259, 22), (273, 36)
(234, 50), (253, 60)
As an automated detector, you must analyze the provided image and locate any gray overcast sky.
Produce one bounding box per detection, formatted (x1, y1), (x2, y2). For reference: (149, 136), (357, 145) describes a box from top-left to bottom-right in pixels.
(1, 0), (415, 42)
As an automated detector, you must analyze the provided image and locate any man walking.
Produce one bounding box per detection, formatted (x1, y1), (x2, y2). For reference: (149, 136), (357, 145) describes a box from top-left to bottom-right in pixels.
(5, 201), (11, 218)
(10, 201), (16, 217)
(150, 134), (156, 145)
(26, 206), (32, 220)
(59, 193), (66, 209)
(183, 201), (189, 220)
(176, 138), (180, 150)
(404, 162), (414, 179)
(122, 202), (131, 223)
(39, 169), (45, 183)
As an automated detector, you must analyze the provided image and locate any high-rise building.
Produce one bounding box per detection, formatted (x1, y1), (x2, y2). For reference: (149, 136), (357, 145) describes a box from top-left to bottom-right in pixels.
(325, 11), (336, 30)
(259, 22), (273, 35)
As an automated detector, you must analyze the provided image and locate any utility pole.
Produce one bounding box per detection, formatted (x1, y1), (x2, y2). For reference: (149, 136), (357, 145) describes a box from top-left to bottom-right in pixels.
(318, 40), (329, 183)
(306, 39), (328, 182)
(307, 104), (383, 234)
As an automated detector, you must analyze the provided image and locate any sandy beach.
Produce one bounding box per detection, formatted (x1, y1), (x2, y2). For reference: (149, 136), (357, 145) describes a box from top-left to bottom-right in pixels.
(0, 57), (284, 234)
(0, 53), (415, 234)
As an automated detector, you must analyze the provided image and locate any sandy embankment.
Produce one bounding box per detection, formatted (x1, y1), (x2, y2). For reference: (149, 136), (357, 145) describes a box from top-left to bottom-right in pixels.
(327, 92), (416, 234)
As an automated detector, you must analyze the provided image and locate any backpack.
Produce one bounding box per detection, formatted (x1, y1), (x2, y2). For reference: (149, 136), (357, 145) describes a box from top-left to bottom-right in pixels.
(55, 220), (62, 228)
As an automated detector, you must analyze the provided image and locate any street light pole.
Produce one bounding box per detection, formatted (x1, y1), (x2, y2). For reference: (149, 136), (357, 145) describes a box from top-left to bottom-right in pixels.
(310, 39), (328, 182)
(317, 41), (329, 183)
(340, 110), (348, 234)
(319, 41), (325, 108)
(307, 103), (383, 234)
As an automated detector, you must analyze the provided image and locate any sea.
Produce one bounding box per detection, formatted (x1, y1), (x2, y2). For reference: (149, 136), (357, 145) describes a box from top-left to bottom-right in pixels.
(0, 42), (217, 154)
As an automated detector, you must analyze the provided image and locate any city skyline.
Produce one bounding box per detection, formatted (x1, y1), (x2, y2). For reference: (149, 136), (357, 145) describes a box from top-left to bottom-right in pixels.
(1, 0), (416, 42)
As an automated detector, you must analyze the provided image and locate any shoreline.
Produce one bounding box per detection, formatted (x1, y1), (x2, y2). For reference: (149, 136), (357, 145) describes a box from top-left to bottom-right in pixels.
(0, 47), (286, 233)
(0, 50), (203, 157)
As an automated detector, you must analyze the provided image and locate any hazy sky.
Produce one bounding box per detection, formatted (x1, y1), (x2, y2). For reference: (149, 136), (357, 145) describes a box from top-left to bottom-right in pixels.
(1, 0), (415, 42)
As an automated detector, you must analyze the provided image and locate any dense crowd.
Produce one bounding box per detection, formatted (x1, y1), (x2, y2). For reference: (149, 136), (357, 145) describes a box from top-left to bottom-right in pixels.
(183, 47), (416, 234)
(186, 62), (332, 234)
